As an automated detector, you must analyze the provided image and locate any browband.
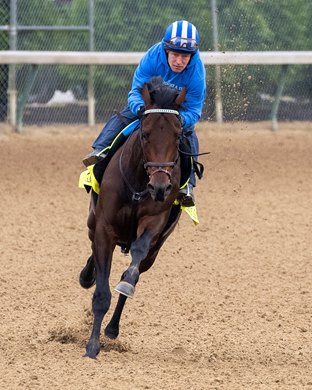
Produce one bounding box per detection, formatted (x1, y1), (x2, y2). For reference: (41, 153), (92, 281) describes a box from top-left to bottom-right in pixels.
(143, 109), (180, 115)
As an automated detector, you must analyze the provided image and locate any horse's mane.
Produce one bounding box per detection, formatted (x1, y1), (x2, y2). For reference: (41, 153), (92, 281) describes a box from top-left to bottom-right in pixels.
(146, 77), (184, 110)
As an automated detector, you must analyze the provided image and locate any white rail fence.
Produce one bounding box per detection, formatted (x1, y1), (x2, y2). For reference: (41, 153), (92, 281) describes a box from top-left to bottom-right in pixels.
(1, 51), (312, 131)
(2, 50), (312, 65)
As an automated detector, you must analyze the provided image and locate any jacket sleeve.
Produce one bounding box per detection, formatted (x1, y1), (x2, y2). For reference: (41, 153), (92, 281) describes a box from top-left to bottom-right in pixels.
(128, 50), (156, 115)
(180, 66), (206, 129)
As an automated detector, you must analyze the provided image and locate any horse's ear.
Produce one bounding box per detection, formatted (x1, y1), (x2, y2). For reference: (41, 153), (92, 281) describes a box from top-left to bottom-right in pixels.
(175, 87), (186, 106)
(141, 83), (152, 107)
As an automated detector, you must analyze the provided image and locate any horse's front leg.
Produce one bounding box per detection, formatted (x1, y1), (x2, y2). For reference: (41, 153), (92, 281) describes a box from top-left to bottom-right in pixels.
(106, 248), (159, 339)
(106, 209), (181, 338)
(104, 293), (127, 339)
(85, 239), (114, 358)
(115, 230), (154, 298)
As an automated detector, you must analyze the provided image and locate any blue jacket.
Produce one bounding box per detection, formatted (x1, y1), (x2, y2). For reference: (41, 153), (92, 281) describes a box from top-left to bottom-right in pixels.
(128, 42), (206, 128)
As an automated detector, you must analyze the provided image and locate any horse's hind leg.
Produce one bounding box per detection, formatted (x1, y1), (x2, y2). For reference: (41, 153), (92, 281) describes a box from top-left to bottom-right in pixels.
(79, 191), (98, 289)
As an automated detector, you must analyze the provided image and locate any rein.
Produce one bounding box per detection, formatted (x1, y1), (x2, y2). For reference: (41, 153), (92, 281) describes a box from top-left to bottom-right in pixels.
(178, 147), (210, 157)
(119, 133), (150, 202)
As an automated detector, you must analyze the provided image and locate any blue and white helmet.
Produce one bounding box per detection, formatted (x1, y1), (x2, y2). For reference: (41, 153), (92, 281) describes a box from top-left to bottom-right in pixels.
(163, 20), (199, 54)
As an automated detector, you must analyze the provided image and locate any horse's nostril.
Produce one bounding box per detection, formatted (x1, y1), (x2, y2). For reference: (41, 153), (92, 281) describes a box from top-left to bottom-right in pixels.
(166, 184), (172, 193)
(147, 183), (154, 192)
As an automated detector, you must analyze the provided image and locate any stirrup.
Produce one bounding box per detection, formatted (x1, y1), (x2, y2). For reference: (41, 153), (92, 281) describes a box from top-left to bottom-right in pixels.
(83, 149), (106, 167)
(178, 184), (195, 207)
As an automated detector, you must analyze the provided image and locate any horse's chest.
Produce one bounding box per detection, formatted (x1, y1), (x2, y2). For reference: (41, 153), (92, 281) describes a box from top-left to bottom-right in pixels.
(112, 202), (168, 232)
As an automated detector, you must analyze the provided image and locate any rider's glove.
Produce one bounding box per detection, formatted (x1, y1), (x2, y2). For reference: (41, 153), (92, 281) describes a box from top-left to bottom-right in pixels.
(137, 106), (145, 118)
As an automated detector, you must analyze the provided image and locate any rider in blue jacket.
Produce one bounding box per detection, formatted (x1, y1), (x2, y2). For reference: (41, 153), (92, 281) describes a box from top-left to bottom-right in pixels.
(83, 20), (206, 206)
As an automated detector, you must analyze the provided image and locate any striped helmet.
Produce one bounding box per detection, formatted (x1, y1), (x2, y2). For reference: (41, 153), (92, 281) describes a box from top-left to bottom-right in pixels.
(163, 20), (199, 54)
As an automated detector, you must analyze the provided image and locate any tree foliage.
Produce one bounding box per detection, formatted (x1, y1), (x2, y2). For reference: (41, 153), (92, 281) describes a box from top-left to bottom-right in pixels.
(1, 0), (311, 119)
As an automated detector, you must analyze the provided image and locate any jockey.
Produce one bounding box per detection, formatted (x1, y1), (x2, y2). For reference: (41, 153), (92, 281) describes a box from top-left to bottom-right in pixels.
(83, 20), (206, 206)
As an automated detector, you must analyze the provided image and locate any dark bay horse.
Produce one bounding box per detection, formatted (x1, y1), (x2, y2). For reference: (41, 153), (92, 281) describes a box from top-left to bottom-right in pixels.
(80, 78), (185, 358)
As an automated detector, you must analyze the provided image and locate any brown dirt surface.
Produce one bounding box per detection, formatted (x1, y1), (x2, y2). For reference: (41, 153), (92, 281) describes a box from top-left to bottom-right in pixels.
(0, 121), (312, 390)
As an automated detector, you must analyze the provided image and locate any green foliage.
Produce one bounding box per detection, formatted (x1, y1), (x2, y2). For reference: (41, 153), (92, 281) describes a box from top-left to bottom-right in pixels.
(0, 0), (9, 50)
(90, 0), (212, 111)
(0, 0), (9, 116)
(2, 0), (311, 119)
(213, 0), (312, 118)
(17, 0), (88, 50)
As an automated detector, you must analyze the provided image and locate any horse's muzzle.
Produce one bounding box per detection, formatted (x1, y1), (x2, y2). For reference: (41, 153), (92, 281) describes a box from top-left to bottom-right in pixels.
(147, 182), (172, 202)
(145, 161), (177, 202)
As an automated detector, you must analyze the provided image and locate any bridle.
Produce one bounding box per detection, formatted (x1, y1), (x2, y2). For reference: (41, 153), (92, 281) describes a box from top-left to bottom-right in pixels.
(141, 108), (181, 180)
(119, 108), (181, 202)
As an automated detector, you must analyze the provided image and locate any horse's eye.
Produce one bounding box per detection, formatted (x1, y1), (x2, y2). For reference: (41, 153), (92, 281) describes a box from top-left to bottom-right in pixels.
(141, 132), (148, 141)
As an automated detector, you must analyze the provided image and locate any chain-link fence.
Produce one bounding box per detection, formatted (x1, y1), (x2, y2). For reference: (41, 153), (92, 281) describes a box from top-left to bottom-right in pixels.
(1, 0), (312, 126)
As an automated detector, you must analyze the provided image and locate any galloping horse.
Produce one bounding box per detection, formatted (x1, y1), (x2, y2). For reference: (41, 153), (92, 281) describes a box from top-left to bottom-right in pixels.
(80, 78), (186, 358)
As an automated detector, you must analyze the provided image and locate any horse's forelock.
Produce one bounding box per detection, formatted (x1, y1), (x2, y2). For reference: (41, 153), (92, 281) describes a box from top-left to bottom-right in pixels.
(151, 87), (178, 109)
(141, 77), (185, 110)
(152, 89), (183, 112)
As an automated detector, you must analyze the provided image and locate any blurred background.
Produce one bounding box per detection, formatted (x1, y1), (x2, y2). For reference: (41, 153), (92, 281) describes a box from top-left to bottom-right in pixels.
(0, 0), (311, 126)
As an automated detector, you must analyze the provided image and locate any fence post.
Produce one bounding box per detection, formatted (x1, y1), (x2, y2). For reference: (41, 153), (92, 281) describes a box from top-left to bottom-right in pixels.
(88, 0), (95, 127)
(271, 64), (288, 131)
(16, 64), (39, 131)
(8, 0), (17, 131)
(211, 0), (223, 123)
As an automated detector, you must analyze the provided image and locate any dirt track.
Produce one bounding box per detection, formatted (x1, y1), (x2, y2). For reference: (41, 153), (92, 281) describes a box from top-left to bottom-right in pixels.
(0, 121), (311, 390)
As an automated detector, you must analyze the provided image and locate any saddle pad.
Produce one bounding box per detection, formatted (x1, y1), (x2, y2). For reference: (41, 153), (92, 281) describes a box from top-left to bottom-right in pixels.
(173, 199), (199, 225)
(79, 165), (100, 194)
(79, 168), (199, 225)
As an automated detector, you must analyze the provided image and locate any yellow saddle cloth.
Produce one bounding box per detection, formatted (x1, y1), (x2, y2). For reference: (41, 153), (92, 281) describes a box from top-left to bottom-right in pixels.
(79, 165), (100, 194)
(79, 166), (199, 225)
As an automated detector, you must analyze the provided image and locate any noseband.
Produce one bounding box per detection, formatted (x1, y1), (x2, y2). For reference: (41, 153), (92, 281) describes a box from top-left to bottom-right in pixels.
(143, 161), (177, 179)
(141, 109), (180, 179)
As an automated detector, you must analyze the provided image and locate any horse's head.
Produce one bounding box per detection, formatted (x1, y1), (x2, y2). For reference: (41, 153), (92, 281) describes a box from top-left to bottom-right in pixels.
(140, 78), (186, 202)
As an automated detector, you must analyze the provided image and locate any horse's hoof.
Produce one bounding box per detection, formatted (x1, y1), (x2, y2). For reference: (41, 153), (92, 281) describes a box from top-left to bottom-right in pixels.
(104, 325), (119, 340)
(79, 256), (95, 289)
(115, 281), (135, 298)
(79, 274), (95, 289)
(85, 339), (100, 359)
(83, 352), (97, 359)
